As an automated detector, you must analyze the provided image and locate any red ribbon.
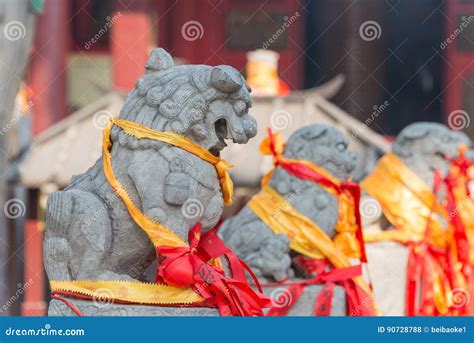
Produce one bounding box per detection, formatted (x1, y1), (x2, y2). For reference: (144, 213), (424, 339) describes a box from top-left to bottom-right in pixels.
(445, 154), (474, 315)
(405, 171), (465, 316)
(156, 223), (270, 316)
(266, 128), (367, 263)
(450, 149), (473, 197)
(444, 174), (471, 279)
(265, 258), (375, 316)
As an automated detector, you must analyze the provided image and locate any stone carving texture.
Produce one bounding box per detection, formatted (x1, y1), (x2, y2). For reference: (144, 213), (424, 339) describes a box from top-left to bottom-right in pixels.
(43, 48), (257, 316)
(220, 125), (357, 315)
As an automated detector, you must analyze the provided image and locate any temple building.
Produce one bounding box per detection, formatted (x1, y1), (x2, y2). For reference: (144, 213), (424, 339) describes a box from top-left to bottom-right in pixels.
(2, 0), (472, 315)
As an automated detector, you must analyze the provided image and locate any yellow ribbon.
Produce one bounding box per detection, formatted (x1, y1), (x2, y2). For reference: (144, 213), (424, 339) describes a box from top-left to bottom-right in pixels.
(259, 132), (340, 191)
(49, 118), (234, 305)
(102, 119), (186, 248)
(111, 118), (234, 206)
(360, 153), (454, 314)
(258, 131), (360, 258)
(360, 153), (448, 248)
(50, 280), (204, 305)
(248, 185), (372, 296)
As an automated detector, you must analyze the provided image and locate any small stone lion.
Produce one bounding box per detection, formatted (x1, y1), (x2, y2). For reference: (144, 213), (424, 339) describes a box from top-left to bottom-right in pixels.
(219, 125), (357, 315)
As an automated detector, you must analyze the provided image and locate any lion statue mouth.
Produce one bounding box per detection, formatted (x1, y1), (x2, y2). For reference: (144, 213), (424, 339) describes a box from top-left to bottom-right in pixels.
(211, 118), (230, 156)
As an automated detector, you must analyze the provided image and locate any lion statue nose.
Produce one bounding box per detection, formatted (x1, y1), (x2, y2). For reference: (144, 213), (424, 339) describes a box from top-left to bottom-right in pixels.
(226, 114), (257, 144)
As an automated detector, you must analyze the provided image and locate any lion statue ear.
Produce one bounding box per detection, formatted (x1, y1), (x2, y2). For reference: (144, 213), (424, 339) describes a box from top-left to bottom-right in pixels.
(393, 125), (429, 157)
(400, 125), (429, 140)
(210, 65), (243, 93)
(285, 126), (328, 157)
(304, 127), (328, 141)
(145, 48), (175, 73)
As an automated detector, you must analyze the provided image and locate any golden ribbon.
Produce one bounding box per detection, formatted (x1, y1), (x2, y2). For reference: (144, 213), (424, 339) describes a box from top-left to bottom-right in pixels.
(50, 280), (203, 305)
(102, 119), (185, 247)
(259, 131), (361, 259)
(260, 132), (341, 193)
(50, 118), (236, 305)
(360, 153), (448, 248)
(360, 153), (452, 314)
(248, 185), (373, 297)
(110, 118), (234, 206)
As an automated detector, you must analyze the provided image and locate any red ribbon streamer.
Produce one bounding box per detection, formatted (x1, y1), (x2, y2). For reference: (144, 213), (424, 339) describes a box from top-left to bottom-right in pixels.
(266, 128), (367, 263)
(265, 258), (375, 316)
(156, 223), (270, 316)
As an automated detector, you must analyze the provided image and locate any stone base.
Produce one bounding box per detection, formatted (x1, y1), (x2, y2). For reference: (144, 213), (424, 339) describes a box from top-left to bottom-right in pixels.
(262, 283), (347, 316)
(365, 240), (409, 316)
(48, 283), (347, 316)
(48, 299), (219, 316)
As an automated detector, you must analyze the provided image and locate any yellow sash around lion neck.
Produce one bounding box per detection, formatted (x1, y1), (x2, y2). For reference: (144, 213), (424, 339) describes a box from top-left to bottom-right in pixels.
(360, 153), (448, 248)
(248, 132), (373, 297)
(50, 118), (235, 306)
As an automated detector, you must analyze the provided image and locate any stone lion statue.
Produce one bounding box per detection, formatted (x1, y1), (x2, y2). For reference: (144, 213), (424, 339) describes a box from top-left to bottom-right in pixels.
(44, 48), (258, 316)
(219, 125), (359, 315)
(361, 122), (472, 316)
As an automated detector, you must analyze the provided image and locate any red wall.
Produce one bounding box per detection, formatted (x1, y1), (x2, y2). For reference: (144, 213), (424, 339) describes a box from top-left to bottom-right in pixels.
(156, 0), (305, 89)
(444, 0), (474, 136)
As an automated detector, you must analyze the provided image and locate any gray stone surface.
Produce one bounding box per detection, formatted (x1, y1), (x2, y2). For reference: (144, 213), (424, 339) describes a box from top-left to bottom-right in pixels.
(43, 48), (257, 316)
(262, 284), (347, 316)
(220, 125), (357, 315)
(48, 299), (218, 316)
(363, 122), (472, 315)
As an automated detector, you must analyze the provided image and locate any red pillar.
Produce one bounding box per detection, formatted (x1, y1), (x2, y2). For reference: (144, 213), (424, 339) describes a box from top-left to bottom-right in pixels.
(21, 190), (46, 316)
(29, 0), (69, 134)
(111, 0), (153, 92)
(24, 0), (70, 315)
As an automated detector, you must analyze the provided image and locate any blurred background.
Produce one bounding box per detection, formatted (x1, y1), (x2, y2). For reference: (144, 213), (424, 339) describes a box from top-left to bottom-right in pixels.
(0, 0), (472, 316)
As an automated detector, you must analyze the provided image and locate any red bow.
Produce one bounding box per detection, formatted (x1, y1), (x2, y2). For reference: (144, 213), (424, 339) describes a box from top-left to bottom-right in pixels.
(266, 258), (375, 316)
(156, 223), (270, 316)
